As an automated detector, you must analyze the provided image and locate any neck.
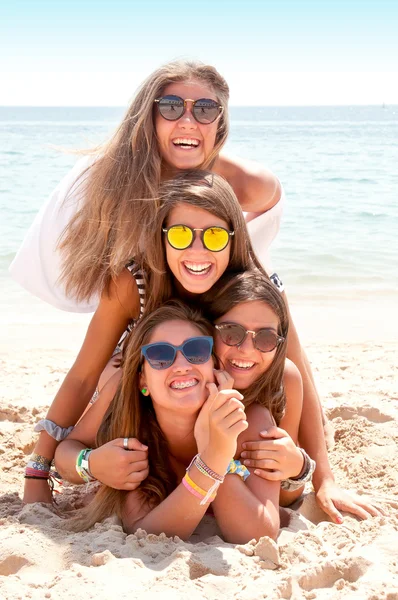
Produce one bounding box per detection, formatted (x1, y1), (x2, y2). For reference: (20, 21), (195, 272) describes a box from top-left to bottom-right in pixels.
(172, 278), (199, 302)
(154, 406), (198, 464)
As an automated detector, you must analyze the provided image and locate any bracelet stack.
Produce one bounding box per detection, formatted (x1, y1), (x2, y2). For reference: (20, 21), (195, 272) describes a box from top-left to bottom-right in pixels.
(281, 448), (316, 492)
(25, 453), (51, 480)
(183, 454), (226, 505)
(75, 449), (96, 483)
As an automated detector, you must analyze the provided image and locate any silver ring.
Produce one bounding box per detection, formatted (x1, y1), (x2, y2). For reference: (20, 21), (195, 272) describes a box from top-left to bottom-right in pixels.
(123, 437), (129, 450)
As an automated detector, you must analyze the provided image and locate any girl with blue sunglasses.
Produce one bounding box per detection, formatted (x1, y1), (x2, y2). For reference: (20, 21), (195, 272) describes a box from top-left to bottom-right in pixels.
(55, 301), (280, 542)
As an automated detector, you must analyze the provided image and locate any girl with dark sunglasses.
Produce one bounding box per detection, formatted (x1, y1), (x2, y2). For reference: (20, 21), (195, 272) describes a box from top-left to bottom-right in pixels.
(16, 59), (334, 523)
(202, 271), (384, 522)
(22, 170), (264, 504)
(54, 301), (280, 542)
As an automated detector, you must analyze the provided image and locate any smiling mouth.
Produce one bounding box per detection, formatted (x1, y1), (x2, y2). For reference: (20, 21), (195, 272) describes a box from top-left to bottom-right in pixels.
(229, 359), (256, 371)
(183, 261), (212, 276)
(172, 138), (200, 149)
(170, 378), (199, 390)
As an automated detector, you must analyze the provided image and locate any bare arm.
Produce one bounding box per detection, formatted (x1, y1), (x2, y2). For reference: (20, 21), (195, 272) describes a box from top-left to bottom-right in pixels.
(215, 154), (282, 216)
(54, 371), (149, 490)
(282, 291), (334, 490)
(23, 269), (140, 504)
(34, 268), (139, 459)
(212, 403), (280, 543)
(123, 386), (248, 539)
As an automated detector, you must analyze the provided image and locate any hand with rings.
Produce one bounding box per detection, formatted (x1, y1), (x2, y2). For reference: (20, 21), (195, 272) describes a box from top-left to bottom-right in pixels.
(89, 437), (149, 490)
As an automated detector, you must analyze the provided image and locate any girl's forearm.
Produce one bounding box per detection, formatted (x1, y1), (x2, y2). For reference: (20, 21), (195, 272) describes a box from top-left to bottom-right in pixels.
(54, 439), (87, 484)
(212, 476), (280, 544)
(125, 464), (216, 539)
(31, 375), (98, 460)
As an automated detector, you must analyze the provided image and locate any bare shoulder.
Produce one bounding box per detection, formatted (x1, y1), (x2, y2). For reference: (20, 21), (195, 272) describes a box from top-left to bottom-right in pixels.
(101, 267), (140, 320)
(236, 403), (275, 456)
(217, 154), (282, 211)
(67, 370), (122, 445)
(283, 358), (303, 394)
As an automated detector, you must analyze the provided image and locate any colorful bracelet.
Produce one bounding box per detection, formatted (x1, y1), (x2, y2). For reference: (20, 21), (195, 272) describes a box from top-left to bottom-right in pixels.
(25, 453), (52, 479)
(75, 449), (96, 483)
(183, 473), (217, 505)
(226, 459), (250, 481)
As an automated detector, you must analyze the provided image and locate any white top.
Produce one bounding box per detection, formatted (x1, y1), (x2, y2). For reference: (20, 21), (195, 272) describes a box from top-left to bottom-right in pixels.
(9, 157), (284, 313)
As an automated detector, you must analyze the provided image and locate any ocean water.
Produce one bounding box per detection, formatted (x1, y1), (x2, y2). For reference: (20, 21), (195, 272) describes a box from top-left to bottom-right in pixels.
(1, 105), (397, 314)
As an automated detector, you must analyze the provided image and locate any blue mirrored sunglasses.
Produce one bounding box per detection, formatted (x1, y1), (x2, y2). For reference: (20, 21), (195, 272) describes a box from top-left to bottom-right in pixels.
(141, 336), (214, 370)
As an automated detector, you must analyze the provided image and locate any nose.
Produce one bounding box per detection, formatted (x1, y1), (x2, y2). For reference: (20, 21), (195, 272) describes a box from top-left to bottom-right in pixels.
(177, 102), (198, 128)
(237, 332), (256, 353)
(191, 230), (206, 251)
(172, 350), (193, 371)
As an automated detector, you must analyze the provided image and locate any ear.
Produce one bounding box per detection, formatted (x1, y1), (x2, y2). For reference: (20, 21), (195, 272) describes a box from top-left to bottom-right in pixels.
(139, 372), (150, 396)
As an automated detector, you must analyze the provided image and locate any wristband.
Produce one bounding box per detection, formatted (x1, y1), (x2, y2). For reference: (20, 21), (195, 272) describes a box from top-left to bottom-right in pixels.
(226, 459), (250, 481)
(76, 449), (96, 483)
(281, 449), (316, 491)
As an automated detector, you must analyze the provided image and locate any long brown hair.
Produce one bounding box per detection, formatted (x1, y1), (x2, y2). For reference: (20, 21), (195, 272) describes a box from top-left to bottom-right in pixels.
(202, 270), (289, 425)
(140, 170), (258, 315)
(58, 60), (230, 302)
(71, 300), (214, 531)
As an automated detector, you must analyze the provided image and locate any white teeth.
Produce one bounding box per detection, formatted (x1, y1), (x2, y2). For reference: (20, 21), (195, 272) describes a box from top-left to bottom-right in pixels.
(230, 359), (255, 369)
(170, 379), (198, 390)
(173, 138), (199, 147)
(184, 262), (211, 274)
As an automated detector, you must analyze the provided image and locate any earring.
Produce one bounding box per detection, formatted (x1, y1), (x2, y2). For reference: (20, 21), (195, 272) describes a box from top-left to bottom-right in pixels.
(141, 387), (148, 395)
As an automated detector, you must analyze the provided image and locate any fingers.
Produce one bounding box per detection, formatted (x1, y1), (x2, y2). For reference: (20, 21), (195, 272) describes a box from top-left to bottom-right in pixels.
(259, 426), (287, 439)
(214, 369), (234, 390)
(253, 469), (284, 481)
(115, 437), (148, 451)
(120, 467), (149, 490)
(124, 450), (148, 463)
(212, 393), (245, 418)
(316, 495), (344, 524)
(241, 449), (278, 460)
(221, 406), (247, 430)
(242, 440), (278, 452)
(243, 457), (279, 470)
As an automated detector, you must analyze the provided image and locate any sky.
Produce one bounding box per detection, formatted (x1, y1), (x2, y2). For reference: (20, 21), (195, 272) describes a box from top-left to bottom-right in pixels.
(1, 0), (397, 106)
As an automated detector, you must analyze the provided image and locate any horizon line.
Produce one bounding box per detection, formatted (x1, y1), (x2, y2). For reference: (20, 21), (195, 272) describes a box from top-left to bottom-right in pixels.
(1, 103), (397, 109)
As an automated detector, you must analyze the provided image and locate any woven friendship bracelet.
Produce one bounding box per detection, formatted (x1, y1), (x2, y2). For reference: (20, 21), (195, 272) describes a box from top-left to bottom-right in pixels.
(194, 455), (225, 482)
(25, 453), (52, 479)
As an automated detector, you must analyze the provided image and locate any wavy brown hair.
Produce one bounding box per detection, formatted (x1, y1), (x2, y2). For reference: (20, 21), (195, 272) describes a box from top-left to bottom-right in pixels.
(71, 300), (215, 531)
(139, 169), (258, 315)
(202, 270), (289, 425)
(58, 60), (230, 302)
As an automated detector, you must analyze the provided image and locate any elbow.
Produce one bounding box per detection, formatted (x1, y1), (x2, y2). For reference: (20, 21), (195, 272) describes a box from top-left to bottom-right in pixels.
(224, 515), (280, 545)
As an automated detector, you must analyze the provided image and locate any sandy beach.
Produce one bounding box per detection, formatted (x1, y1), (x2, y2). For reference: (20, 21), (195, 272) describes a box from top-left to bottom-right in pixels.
(0, 291), (397, 599)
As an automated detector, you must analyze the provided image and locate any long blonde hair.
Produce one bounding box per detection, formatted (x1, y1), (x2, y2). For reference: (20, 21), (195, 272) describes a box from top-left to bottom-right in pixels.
(202, 270), (289, 425)
(71, 301), (215, 531)
(58, 60), (230, 302)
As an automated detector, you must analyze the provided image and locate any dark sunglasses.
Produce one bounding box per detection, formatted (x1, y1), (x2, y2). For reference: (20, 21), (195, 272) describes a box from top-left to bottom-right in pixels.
(141, 336), (213, 370)
(215, 323), (285, 353)
(163, 224), (234, 253)
(154, 95), (223, 124)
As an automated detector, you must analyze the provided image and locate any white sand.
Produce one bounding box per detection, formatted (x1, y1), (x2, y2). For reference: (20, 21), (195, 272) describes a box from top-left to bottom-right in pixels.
(1, 295), (398, 599)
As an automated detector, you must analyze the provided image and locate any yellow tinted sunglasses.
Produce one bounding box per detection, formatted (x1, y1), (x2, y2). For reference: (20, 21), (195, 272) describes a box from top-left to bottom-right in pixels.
(163, 224), (234, 252)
